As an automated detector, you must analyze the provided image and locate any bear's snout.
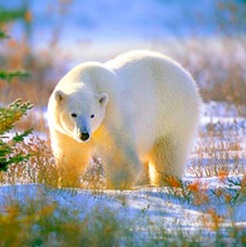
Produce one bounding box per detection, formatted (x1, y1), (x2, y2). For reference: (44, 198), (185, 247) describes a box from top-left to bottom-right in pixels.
(79, 132), (90, 142)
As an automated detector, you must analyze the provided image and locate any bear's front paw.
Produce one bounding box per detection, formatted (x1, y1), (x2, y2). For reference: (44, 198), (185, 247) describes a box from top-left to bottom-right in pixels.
(106, 170), (135, 190)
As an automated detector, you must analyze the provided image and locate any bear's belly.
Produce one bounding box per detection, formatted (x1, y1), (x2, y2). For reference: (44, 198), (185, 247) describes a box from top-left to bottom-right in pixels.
(131, 109), (157, 161)
(122, 87), (158, 161)
(135, 125), (156, 161)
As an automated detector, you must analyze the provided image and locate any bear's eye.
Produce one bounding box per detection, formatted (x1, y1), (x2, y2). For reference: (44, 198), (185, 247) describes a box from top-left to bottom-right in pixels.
(71, 113), (77, 118)
(90, 114), (95, 119)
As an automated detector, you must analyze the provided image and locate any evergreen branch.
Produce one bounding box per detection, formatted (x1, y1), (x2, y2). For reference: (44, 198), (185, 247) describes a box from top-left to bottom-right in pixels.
(0, 99), (33, 171)
(0, 70), (30, 82)
(0, 99), (33, 135)
(0, 30), (9, 39)
(0, 153), (31, 171)
(13, 129), (33, 143)
(0, 9), (26, 23)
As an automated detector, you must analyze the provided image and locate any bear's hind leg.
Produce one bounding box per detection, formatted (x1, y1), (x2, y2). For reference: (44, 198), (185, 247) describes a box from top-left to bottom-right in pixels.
(136, 161), (150, 186)
(148, 136), (188, 186)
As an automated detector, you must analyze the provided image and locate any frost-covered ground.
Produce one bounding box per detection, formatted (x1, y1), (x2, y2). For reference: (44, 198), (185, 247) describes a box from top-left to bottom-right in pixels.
(0, 102), (245, 245)
(0, 177), (245, 244)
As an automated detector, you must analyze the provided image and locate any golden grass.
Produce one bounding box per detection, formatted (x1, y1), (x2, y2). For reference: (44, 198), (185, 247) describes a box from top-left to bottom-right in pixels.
(0, 198), (129, 247)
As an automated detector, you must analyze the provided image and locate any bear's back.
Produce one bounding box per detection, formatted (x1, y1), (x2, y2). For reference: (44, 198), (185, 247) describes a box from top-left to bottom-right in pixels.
(105, 50), (164, 68)
(105, 50), (201, 140)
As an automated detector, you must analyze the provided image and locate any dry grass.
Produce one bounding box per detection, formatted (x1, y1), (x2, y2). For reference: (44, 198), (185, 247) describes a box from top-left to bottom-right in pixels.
(149, 37), (245, 113)
(1, 37), (246, 108)
(0, 137), (105, 189)
(2, 113), (244, 189)
(0, 197), (129, 247)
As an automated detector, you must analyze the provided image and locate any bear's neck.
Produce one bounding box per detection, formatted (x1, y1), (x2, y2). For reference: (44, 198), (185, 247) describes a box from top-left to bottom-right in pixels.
(93, 124), (109, 143)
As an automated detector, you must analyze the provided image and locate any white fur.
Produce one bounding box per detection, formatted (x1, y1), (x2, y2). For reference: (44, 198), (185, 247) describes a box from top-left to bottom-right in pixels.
(48, 50), (201, 188)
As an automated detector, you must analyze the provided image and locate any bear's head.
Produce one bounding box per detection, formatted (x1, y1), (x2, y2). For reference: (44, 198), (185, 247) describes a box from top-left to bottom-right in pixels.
(53, 89), (109, 142)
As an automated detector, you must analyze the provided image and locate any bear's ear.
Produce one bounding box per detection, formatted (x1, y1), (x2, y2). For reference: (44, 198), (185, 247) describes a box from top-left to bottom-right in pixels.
(98, 93), (109, 107)
(55, 90), (66, 102)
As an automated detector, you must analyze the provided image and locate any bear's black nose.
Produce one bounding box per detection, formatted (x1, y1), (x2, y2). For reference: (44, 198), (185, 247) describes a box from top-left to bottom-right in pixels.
(79, 132), (90, 142)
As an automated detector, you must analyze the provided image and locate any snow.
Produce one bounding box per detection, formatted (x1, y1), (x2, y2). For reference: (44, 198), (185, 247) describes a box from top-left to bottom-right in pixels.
(0, 178), (245, 243)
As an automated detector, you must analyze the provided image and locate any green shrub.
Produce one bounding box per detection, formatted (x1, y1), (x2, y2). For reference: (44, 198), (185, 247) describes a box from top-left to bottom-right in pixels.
(0, 99), (33, 171)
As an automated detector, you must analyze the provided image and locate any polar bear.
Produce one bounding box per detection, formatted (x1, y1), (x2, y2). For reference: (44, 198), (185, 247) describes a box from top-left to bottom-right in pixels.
(48, 50), (201, 188)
